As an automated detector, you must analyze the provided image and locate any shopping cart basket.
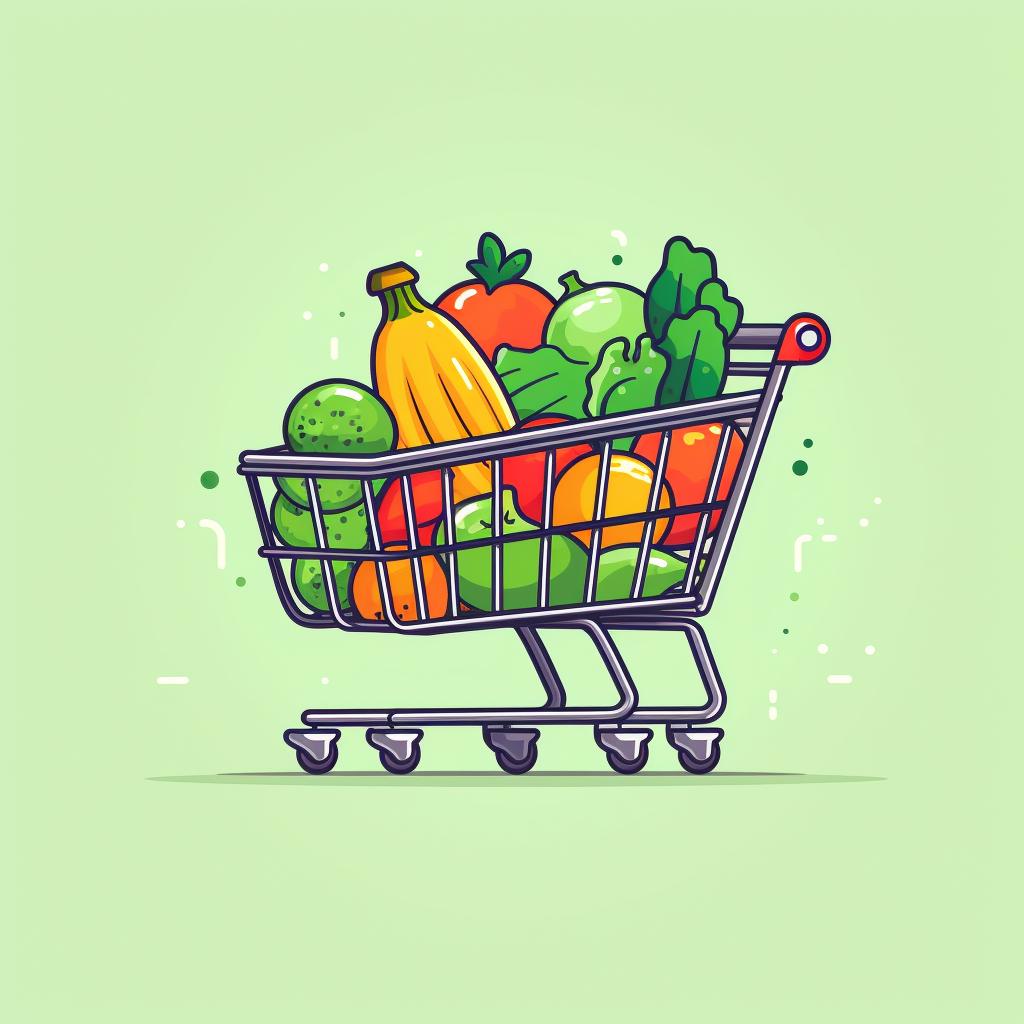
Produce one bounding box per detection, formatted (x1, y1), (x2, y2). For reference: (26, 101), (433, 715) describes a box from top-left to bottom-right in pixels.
(238, 313), (829, 775)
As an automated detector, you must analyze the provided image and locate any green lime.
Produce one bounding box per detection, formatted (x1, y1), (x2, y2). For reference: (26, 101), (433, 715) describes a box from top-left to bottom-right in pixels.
(274, 475), (384, 513)
(271, 494), (368, 551)
(293, 558), (353, 612)
(285, 379), (395, 455)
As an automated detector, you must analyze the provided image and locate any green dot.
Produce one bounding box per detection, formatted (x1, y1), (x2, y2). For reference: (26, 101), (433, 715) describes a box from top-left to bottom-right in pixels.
(803, 438), (813, 448)
(235, 576), (246, 587)
(200, 470), (219, 489)
(789, 592), (799, 602)
(783, 628), (790, 635)
(611, 254), (623, 266)
(338, 311), (346, 317)
(792, 460), (808, 476)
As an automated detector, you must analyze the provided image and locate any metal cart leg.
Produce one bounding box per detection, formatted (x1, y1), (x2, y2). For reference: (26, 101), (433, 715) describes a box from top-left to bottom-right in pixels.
(515, 626), (565, 709)
(597, 616), (727, 773)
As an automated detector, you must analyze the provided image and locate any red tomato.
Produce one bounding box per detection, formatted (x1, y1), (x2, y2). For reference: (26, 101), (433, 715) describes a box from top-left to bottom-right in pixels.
(376, 471), (444, 547)
(437, 281), (553, 360)
(632, 424), (744, 546)
(501, 415), (592, 523)
(435, 233), (554, 359)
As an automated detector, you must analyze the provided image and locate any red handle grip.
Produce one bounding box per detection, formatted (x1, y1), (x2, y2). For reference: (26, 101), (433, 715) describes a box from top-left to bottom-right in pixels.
(775, 313), (830, 365)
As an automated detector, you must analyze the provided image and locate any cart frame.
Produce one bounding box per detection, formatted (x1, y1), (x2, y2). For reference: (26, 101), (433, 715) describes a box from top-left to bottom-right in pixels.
(238, 314), (829, 774)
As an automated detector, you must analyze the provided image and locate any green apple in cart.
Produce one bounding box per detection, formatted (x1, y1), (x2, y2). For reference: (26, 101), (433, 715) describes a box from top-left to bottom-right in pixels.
(544, 271), (646, 365)
(292, 558), (354, 612)
(271, 493), (369, 551)
(436, 488), (588, 611)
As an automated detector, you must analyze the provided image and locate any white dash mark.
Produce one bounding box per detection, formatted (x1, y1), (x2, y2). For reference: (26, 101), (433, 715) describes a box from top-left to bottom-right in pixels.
(793, 533), (813, 572)
(319, 263), (329, 272)
(303, 311), (313, 320)
(817, 643), (829, 654)
(610, 229), (628, 247)
(821, 534), (837, 543)
(157, 676), (189, 685)
(816, 516), (825, 525)
(414, 249), (423, 257)
(176, 519), (186, 529)
(865, 645), (876, 656)
(874, 497), (882, 505)
(321, 676), (329, 685)
(768, 706), (778, 720)
(198, 518), (227, 569)
(329, 336), (339, 360)
(827, 675), (853, 684)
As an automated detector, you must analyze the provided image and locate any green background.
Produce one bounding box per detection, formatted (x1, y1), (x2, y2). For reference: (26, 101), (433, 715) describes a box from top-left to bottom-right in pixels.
(10, 3), (1018, 1020)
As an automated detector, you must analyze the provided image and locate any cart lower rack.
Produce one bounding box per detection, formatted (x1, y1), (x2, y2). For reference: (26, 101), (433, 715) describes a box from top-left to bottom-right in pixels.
(239, 314), (829, 774)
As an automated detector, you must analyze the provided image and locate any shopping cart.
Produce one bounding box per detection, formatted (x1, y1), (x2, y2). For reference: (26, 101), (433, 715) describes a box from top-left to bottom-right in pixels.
(238, 313), (829, 775)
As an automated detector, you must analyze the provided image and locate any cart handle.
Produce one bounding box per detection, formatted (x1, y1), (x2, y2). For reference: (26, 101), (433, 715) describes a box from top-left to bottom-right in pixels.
(775, 313), (830, 365)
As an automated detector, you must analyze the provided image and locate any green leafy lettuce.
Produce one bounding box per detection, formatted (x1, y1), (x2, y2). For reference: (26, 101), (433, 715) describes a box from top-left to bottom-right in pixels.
(658, 308), (727, 404)
(585, 335), (667, 417)
(644, 236), (743, 405)
(494, 343), (589, 420)
(584, 335), (669, 448)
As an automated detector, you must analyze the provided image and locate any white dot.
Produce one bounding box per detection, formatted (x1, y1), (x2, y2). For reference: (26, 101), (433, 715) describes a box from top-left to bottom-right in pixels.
(874, 497), (882, 505)
(414, 249), (423, 257)
(768, 707), (778, 721)
(816, 516), (825, 525)
(864, 645), (876, 656)
(771, 648), (778, 655)
(768, 689), (778, 703)
(303, 311), (313, 320)
(318, 263), (329, 272)
(176, 519), (186, 529)
(817, 643), (829, 654)
(321, 676), (329, 685)
(859, 518), (869, 527)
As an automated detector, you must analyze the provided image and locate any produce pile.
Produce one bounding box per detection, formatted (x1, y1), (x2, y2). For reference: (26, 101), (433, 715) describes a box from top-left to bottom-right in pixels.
(266, 232), (746, 622)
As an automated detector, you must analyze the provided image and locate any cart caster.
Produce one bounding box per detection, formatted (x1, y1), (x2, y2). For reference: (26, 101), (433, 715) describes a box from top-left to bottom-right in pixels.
(284, 729), (340, 775)
(667, 727), (723, 775)
(366, 729), (423, 775)
(595, 727), (652, 775)
(484, 727), (539, 775)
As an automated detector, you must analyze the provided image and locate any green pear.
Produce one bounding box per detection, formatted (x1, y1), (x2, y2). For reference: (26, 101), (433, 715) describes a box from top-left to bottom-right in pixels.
(436, 488), (587, 611)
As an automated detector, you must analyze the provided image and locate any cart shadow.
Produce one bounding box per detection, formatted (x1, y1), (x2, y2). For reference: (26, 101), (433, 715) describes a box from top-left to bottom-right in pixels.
(149, 771), (884, 788)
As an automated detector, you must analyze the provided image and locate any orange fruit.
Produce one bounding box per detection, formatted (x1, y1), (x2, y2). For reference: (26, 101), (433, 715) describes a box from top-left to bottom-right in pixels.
(552, 453), (672, 549)
(351, 545), (448, 622)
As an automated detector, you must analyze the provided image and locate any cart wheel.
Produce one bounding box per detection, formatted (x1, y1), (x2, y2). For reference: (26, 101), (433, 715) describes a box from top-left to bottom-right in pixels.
(379, 747), (421, 775)
(606, 746), (649, 775)
(495, 746), (538, 775)
(484, 727), (540, 775)
(666, 727), (723, 775)
(678, 746), (721, 775)
(595, 727), (652, 775)
(295, 746), (338, 775)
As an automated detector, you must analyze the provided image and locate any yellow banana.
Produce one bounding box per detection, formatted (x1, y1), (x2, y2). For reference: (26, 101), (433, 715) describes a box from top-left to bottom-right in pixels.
(369, 264), (517, 502)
